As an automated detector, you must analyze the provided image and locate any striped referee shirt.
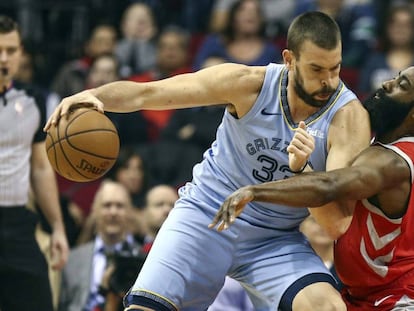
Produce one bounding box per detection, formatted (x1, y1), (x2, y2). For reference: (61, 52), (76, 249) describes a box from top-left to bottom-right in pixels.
(0, 82), (47, 206)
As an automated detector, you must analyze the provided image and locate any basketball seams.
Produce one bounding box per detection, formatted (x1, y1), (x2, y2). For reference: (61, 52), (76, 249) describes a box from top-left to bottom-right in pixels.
(66, 109), (117, 135)
(47, 130), (118, 159)
(46, 132), (61, 174)
(65, 132), (118, 160)
(65, 110), (118, 159)
(56, 119), (91, 181)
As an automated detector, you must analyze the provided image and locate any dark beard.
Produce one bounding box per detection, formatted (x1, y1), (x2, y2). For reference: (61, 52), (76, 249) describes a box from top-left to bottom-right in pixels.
(363, 88), (414, 138)
(293, 68), (335, 108)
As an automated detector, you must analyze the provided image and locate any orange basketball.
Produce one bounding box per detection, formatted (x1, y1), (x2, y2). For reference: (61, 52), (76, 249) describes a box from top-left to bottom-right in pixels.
(45, 108), (120, 182)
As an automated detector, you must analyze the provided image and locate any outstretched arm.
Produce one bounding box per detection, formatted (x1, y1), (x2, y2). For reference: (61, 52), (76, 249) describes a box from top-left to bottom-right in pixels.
(44, 63), (265, 131)
(209, 146), (410, 232)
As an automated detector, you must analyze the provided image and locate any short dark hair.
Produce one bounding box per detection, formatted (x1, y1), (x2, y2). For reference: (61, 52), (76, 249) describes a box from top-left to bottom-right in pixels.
(0, 15), (20, 36)
(287, 11), (341, 58)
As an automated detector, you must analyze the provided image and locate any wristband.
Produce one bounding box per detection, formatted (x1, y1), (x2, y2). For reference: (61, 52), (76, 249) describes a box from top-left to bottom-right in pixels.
(291, 162), (308, 174)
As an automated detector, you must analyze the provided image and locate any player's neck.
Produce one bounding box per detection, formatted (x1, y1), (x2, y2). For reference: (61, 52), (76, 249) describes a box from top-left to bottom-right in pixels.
(287, 94), (319, 123)
(375, 127), (410, 144)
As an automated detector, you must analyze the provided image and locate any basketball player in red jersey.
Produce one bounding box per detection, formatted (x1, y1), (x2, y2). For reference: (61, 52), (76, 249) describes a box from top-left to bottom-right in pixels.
(210, 66), (414, 310)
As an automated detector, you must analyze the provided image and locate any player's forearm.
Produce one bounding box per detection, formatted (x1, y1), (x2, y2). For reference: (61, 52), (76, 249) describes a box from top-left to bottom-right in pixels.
(90, 81), (146, 113)
(249, 172), (340, 207)
(249, 165), (382, 209)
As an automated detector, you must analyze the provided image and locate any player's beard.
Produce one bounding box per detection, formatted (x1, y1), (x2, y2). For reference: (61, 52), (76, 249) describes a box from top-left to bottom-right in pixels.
(363, 88), (414, 138)
(293, 66), (335, 108)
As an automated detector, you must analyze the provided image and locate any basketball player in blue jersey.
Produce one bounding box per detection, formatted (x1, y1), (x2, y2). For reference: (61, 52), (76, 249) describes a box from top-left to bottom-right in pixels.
(46, 11), (370, 311)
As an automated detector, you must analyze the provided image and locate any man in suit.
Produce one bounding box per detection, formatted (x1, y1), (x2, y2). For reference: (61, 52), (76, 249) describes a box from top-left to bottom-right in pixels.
(59, 180), (139, 311)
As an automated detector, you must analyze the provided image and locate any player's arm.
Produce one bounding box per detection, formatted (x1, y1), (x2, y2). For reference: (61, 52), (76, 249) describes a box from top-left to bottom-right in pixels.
(325, 99), (371, 170)
(45, 63), (266, 130)
(209, 146), (410, 232)
(308, 99), (371, 236)
(31, 141), (69, 270)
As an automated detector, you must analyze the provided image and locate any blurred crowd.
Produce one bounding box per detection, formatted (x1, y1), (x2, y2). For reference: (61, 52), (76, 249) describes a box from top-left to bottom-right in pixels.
(2, 0), (414, 310)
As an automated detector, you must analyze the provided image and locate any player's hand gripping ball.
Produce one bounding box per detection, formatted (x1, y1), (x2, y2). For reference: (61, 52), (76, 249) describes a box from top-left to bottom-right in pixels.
(45, 108), (120, 182)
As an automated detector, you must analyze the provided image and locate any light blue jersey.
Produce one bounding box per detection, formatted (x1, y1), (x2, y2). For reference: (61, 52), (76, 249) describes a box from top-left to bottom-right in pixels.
(188, 63), (356, 229)
(127, 63), (358, 311)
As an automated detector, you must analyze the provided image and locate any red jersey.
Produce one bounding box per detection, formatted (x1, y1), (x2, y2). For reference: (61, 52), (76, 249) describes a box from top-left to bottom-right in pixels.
(334, 138), (414, 310)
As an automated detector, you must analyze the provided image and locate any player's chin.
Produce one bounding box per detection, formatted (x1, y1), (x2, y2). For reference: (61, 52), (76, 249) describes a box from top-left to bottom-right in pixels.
(311, 97), (329, 107)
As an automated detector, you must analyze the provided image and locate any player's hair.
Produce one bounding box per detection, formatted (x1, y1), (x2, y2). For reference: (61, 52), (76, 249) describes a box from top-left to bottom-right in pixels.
(287, 11), (341, 59)
(0, 15), (21, 37)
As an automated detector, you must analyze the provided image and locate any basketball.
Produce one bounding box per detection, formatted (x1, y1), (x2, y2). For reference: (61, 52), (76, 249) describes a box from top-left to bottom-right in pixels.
(45, 108), (120, 182)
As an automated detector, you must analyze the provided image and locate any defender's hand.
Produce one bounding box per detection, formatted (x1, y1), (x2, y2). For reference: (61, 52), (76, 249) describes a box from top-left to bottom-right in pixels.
(287, 121), (315, 172)
(209, 187), (254, 231)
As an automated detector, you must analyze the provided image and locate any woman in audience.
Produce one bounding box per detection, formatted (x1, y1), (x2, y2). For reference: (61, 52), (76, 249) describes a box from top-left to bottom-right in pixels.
(193, 0), (280, 71)
(359, 3), (414, 98)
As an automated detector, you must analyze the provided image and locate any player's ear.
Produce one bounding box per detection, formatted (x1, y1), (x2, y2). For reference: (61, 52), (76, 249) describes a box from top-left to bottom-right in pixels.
(282, 49), (294, 69)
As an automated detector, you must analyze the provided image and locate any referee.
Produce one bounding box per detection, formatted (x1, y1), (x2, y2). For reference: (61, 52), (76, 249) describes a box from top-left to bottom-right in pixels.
(0, 15), (68, 310)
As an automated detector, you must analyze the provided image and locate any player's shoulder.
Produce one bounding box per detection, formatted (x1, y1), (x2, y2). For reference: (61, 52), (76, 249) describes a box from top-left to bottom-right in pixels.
(335, 98), (368, 119)
(209, 62), (267, 77)
(205, 63), (267, 93)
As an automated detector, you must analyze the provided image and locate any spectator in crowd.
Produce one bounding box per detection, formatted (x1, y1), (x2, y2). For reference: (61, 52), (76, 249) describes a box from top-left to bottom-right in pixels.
(209, 0), (297, 39)
(76, 146), (152, 245)
(193, 0), (281, 71)
(86, 52), (120, 89)
(106, 146), (153, 243)
(52, 23), (117, 98)
(59, 180), (140, 311)
(86, 184), (178, 311)
(294, 0), (377, 68)
(0, 15), (68, 310)
(129, 25), (192, 142)
(107, 146), (153, 210)
(115, 3), (157, 78)
(138, 0), (214, 35)
(15, 49), (35, 83)
(160, 55), (226, 152)
(140, 184), (178, 253)
(359, 3), (414, 98)
(14, 49), (61, 117)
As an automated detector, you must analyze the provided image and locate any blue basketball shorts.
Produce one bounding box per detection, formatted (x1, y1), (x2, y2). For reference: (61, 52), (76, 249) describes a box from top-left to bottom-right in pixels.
(125, 197), (333, 311)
